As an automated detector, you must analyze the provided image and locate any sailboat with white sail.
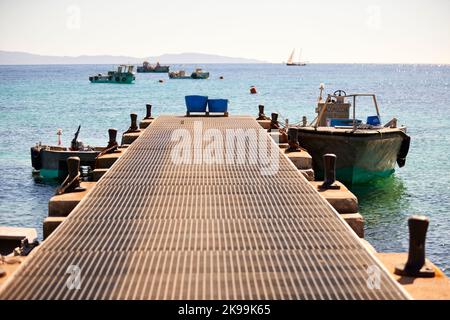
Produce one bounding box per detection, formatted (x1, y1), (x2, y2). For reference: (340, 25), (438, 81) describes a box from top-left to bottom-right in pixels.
(286, 48), (306, 66)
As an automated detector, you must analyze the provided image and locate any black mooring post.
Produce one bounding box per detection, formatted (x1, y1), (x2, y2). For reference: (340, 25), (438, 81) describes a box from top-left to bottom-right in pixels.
(56, 156), (86, 195)
(395, 215), (435, 277)
(145, 104), (153, 119)
(258, 104), (264, 116)
(257, 104), (266, 120)
(287, 127), (300, 152)
(269, 112), (279, 130)
(67, 157), (81, 186)
(129, 113), (139, 132)
(107, 128), (118, 148)
(319, 153), (340, 190)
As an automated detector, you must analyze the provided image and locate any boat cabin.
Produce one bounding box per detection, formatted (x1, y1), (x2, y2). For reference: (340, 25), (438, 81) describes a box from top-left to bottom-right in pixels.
(117, 65), (134, 74)
(312, 89), (390, 129)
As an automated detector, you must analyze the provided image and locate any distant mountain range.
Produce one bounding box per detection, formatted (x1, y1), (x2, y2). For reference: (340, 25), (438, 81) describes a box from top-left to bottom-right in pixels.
(0, 50), (266, 65)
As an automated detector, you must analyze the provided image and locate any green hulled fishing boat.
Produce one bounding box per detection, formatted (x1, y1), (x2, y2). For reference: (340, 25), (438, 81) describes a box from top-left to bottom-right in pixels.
(30, 126), (101, 180)
(297, 88), (410, 185)
(89, 65), (135, 84)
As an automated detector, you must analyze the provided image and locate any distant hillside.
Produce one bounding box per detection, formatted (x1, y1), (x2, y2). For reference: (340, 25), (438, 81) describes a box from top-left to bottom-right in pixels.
(0, 50), (265, 65)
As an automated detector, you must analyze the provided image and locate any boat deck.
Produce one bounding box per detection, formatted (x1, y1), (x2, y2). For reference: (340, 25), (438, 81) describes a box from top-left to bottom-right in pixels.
(0, 116), (409, 299)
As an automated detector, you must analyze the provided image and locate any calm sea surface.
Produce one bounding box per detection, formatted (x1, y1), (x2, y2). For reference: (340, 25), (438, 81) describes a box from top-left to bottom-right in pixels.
(0, 64), (448, 273)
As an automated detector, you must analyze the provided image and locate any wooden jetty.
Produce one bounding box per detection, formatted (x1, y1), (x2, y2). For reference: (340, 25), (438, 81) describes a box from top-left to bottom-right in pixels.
(0, 116), (410, 299)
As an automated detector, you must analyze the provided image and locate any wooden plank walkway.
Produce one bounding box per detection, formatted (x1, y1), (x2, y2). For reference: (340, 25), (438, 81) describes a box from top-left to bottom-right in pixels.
(0, 116), (409, 299)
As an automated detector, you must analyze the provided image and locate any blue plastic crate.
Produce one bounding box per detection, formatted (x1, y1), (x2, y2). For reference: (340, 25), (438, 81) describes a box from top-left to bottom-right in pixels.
(185, 95), (208, 113)
(328, 118), (362, 127)
(366, 115), (381, 126)
(207, 99), (228, 113)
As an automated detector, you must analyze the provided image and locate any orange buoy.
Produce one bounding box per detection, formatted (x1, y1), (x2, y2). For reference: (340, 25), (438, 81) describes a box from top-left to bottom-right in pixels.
(250, 86), (257, 94)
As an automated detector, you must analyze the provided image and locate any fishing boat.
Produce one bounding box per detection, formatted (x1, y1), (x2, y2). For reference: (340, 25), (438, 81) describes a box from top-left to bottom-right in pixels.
(191, 68), (210, 79)
(137, 61), (170, 73)
(286, 48), (306, 66)
(169, 68), (210, 79)
(30, 126), (101, 180)
(168, 70), (192, 79)
(296, 88), (410, 185)
(89, 65), (135, 83)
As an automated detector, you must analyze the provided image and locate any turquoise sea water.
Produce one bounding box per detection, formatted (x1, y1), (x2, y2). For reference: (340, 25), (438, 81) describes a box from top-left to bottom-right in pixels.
(0, 64), (448, 274)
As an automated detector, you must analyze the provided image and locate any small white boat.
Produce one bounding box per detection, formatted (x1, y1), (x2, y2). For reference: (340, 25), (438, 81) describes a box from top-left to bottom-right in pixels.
(169, 70), (192, 79)
(169, 68), (210, 79)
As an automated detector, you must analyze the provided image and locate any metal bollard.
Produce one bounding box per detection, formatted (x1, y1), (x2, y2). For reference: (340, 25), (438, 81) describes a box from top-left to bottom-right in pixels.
(395, 216), (435, 277)
(144, 104), (154, 119)
(269, 112), (279, 130)
(319, 153), (340, 189)
(55, 156), (86, 195)
(257, 105), (265, 120)
(107, 128), (118, 148)
(287, 127), (300, 152)
(125, 113), (139, 133)
(257, 105), (270, 120)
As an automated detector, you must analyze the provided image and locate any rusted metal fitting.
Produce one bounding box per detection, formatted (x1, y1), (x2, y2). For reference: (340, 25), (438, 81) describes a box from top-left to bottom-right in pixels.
(287, 127), (300, 152)
(395, 215), (435, 278)
(144, 104), (154, 120)
(107, 128), (118, 148)
(97, 128), (119, 158)
(319, 153), (340, 190)
(124, 113), (140, 133)
(55, 157), (86, 195)
(269, 112), (280, 131)
(257, 104), (269, 120)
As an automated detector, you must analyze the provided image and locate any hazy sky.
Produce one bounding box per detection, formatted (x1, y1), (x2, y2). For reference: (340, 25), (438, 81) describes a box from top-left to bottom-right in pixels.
(1, 0), (449, 63)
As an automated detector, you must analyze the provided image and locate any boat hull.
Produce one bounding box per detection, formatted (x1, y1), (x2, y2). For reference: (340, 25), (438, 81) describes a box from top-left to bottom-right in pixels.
(89, 73), (135, 84)
(169, 75), (193, 79)
(191, 72), (210, 79)
(31, 147), (100, 180)
(297, 128), (408, 185)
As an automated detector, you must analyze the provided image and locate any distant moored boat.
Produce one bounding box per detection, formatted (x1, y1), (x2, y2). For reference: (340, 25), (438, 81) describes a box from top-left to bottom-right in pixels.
(169, 68), (210, 79)
(137, 61), (170, 73)
(89, 65), (135, 83)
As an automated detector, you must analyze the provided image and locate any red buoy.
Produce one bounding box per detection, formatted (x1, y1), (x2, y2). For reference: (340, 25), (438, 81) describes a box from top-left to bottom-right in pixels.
(250, 86), (257, 94)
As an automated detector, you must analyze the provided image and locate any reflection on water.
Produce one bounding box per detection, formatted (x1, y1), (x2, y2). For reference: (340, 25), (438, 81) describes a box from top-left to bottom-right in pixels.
(352, 175), (448, 275)
(350, 175), (411, 255)
(352, 175), (409, 220)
